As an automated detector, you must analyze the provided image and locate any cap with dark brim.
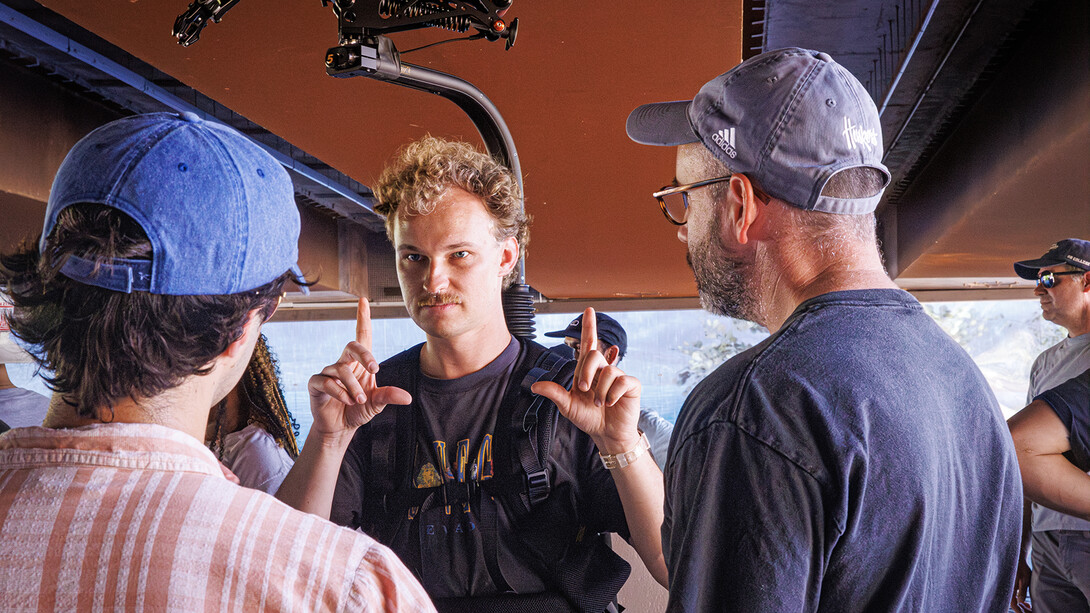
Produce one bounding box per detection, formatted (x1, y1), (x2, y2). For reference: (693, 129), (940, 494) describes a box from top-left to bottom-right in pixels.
(1013, 256), (1086, 280)
(626, 101), (700, 146)
(1014, 258), (1063, 280)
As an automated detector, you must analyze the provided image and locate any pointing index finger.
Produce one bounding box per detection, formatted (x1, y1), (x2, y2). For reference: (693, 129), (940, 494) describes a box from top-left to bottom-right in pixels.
(356, 298), (373, 352)
(580, 307), (597, 359)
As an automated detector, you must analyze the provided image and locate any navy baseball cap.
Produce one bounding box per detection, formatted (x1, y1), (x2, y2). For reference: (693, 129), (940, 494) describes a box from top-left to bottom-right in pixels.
(1014, 238), (1090, 280)
(626, 47), (891, 214)
(544, 313), (628, 359)
(41, 112), (306, 295)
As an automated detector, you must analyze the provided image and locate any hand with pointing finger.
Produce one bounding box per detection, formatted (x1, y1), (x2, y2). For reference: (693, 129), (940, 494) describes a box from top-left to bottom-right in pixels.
(307, 298), (412, 439)
(532, 307), (642, 454)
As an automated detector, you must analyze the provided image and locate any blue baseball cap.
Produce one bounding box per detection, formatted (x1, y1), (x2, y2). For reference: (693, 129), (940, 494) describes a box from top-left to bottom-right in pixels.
(544, 312), (628, 360)
(626, 47), (891, 214)
(41, 112), (305, 295)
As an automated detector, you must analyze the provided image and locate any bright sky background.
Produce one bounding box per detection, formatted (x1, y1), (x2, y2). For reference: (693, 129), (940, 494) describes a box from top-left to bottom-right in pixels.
(7, 299), (1063, 442)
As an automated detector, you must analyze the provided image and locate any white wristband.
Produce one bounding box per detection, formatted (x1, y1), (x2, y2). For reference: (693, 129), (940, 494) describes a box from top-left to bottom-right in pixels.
(599, 432), (651, 470)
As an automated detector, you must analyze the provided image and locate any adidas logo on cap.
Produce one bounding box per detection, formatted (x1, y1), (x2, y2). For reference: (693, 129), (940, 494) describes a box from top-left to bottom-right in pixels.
(712, 127), (737, 159)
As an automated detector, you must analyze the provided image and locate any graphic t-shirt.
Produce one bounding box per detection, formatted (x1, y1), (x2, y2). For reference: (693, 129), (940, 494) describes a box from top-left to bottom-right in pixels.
(410, 339), (518, 594)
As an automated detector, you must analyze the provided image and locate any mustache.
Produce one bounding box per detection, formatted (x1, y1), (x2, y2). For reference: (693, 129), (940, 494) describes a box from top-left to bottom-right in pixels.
(417, 292), (462, 307)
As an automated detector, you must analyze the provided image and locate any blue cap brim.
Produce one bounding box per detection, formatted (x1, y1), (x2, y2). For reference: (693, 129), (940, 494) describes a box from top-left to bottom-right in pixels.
(626, 101), (700, 146)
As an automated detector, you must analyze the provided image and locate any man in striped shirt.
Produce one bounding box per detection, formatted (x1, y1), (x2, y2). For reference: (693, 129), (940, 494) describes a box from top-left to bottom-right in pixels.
(0, 113), (434, 611)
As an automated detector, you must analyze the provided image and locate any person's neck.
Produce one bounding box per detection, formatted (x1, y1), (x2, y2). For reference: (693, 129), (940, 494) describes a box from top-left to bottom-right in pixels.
(1064, 311), (1090, 339)
(758, 242), (897, 333)
(0, 364), (15, 390)
(420, 323), (513, 380)
(42, 377), (217, 442)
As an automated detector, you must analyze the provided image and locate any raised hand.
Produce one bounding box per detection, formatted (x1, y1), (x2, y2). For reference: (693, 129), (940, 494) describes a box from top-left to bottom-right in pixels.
(531, 307), (642, 454)
(307, 298), (412, 437)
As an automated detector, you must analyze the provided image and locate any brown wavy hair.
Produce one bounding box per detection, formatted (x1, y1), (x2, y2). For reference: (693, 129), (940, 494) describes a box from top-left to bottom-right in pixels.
(0, 204), (289, 420)
(373, 135), (529, 287)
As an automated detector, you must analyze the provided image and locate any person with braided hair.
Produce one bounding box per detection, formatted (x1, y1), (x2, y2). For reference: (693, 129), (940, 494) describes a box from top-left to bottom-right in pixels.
(206, 333), (300, 494)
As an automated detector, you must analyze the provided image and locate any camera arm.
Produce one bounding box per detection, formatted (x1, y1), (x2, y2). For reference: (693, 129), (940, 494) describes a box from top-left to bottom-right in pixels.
(325, 35), (537, 336)
(324, 36), (521, 195)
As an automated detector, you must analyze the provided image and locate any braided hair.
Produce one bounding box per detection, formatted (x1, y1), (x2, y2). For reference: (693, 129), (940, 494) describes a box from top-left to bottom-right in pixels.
(208, 334), (300, 459)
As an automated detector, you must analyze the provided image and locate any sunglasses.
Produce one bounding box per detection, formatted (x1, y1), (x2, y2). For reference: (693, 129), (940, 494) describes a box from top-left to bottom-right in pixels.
(1037, 270), (1084, 288)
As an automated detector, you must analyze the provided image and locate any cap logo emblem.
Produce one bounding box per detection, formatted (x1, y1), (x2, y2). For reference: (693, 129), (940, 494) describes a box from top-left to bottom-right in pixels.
(1067, 255), (1090, 267)
(712, 127), (737, 159)
(842, 116), (879, 151)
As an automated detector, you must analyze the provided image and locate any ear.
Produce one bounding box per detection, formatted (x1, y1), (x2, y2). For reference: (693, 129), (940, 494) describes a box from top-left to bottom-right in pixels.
(498, 236), (519, 278)
(720, 175), (763, 245)
(603, 344), (620, 366)
(222, 310), (263, 360)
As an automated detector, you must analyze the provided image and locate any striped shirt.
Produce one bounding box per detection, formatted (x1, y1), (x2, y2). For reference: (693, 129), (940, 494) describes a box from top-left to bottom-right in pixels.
(0, 423), (436, 612)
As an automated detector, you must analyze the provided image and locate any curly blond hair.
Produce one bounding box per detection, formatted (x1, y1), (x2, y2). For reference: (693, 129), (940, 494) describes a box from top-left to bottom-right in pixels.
(374, 136), (529, 287)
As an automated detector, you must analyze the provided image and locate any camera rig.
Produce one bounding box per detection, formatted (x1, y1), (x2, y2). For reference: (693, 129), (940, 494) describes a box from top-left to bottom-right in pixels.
(327, 0), (517, 49)
(173, 0), (536, 337)
(175, 1), (516, 50)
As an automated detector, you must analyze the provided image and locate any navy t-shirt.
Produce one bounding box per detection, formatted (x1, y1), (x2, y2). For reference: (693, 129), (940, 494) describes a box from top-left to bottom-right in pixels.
(1037, 368), (1090, 471)
(663, 289), (1022, 612)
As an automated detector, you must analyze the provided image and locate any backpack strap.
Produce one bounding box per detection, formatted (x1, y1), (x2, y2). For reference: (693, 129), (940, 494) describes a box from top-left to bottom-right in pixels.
(361, 345), (421, 544)
(511, 346), (575, 511)
(478, 340), (573, 595)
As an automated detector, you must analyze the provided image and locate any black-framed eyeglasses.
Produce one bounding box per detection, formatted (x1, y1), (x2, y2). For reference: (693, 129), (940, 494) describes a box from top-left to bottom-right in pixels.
(651, 175), (770, 225)
(1037, 270), (1084, 289)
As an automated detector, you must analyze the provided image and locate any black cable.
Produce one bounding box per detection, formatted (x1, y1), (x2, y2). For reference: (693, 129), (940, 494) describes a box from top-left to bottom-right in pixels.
(400, 32), (485, 55)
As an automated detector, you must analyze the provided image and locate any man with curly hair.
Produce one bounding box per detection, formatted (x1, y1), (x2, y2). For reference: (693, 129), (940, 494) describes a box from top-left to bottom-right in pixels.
(278, 136), (666, 611)
(0, 113), (432, 611)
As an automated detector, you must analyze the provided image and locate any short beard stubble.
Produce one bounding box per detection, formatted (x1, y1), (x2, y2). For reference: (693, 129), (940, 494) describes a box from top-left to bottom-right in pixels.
(686, 204), (761, 323)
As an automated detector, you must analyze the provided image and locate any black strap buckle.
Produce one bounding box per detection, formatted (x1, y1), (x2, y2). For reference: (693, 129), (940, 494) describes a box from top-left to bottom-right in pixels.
(526, 468), (550, 505)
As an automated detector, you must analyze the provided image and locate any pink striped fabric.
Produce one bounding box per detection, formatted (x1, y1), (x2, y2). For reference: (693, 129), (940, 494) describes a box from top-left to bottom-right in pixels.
(0, 424), (435, 612)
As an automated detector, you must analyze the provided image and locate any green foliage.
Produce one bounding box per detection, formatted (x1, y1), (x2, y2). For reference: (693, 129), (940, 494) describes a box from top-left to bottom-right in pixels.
(677, 318), (767, 391)
(922, 302), (1066, 356)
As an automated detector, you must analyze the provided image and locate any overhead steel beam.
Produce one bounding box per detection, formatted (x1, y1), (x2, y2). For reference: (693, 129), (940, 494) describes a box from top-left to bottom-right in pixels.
(0, 2), (382, 230)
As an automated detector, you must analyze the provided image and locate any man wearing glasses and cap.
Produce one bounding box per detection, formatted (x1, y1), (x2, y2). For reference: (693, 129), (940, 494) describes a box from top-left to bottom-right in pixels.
(625, 48), (1021, 611)
(1010, 238), (1090, 613)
